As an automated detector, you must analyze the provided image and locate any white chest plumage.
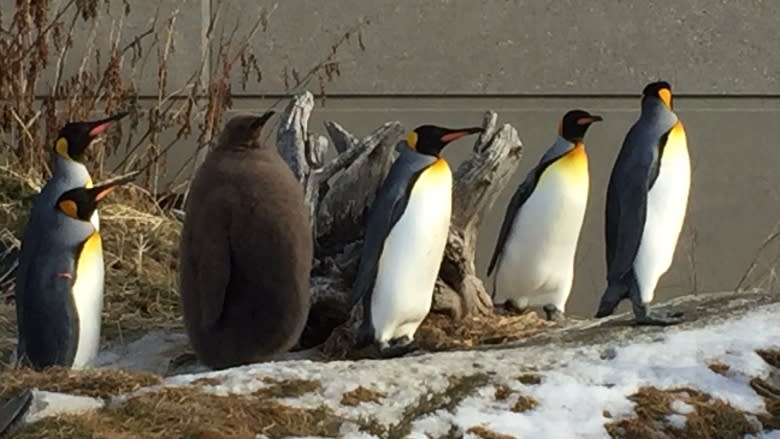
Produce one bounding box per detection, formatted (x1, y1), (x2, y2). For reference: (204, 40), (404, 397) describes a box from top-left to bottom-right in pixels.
(370, 159), (452, 344)
(633, 122), (691, 303)
(493, 145), (589, 311)
(70, 232), (106, 368)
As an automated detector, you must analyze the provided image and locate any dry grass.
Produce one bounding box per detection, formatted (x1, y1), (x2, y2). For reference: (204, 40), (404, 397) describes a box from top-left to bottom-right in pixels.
(252, 377), (321, 399)
(756, 348), (780, 369)
(750, 347), (780, 430)
(604, 386), (758, 439)
(322, 304), (554, 360)
(707, 361), (730, 375)
(466, 425), (517, 439)
(511, 394), (539, 413)
(0, 366), (162, 402)
(340, 385), (386, 406)
(515, 373), (543, 385)
(494, 384), (513, 400)
(415, 311), (554, 351)
(8, 386), (345, 439)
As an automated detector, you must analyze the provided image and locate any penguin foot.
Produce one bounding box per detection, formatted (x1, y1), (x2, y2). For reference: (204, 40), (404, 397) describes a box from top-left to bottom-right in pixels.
(634, 307), (684, 326)
(378, 337), (421, 358)
(503, 298), (529, 315)
(542, 304), (565, 322)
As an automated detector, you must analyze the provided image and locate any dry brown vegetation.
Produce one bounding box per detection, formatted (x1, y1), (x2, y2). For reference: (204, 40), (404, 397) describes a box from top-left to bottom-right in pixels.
(340, 385), (386, 406)
(0, 0), (370, 364)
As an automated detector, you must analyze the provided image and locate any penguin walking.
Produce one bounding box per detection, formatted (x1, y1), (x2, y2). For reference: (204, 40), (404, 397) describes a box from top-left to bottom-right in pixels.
(595, 81), (691, 326)
(16, 172), (137, 370)
(348, 124), (483, 358)
(178, 111), (314, 371)
(15, 112), (127, 365)
(487, 110), (602, 321)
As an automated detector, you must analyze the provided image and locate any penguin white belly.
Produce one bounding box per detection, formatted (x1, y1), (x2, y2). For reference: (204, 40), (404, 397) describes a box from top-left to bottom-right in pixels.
(494, 146), (589, 311)
(634, 122), (690, 303)
(70, 232), (105, 368)
(371, 159), (452, 344)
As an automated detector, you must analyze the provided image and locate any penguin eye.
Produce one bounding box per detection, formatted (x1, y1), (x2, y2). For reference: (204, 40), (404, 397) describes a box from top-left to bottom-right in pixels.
(58, 200), (79, 218)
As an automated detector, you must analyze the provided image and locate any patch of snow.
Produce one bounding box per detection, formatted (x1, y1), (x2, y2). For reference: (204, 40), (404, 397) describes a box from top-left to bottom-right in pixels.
(670, 399), (694, 415)
(22, 390), (104, 424)
(94, 330), (195, 375)
(665, 413), (687, 429)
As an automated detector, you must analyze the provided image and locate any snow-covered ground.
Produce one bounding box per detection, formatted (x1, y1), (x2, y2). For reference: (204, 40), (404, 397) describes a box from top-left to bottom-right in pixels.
(159, 300), (780, 438)
(12, 294), (780, 438)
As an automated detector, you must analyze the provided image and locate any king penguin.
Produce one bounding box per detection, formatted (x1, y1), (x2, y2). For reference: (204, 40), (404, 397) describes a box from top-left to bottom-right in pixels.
(178, 111), (313, 371)
(16, 172), (137, 370)
(595, 81), (691, 325)
(14, 112), (127, 365)
(487, 110), (602, 321)
(348, 124), (483, 358)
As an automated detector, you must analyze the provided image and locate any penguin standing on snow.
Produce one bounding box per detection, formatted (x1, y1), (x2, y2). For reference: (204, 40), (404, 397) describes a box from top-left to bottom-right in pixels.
(178, 111), (313, 371)
(348, 124), (483, 358)
(595, 81), (691, 325)
(15, 112), (127, 365)
(16, 172), (137, 370)
(487, 110), (602, 321)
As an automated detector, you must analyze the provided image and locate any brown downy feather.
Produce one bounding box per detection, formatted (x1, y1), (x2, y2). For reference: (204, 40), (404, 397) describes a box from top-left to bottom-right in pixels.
(178, 112), (313, 370)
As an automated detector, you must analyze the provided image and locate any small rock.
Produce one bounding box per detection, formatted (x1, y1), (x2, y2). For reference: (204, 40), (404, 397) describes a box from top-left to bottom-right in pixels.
(601, 347), (617, 360)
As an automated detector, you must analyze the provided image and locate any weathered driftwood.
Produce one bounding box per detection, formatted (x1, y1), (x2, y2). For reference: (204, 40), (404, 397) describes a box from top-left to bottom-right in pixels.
(434, 113), (525, 319)
(273, 91), (524, 347)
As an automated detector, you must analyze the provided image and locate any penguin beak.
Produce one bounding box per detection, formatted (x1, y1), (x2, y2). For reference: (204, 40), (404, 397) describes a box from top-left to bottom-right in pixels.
(577, 115), (603, 125)
(250, 110), (276, 131)
(90, 170), (140, 201)
(87, 111), (129, 137)
(440, 127), (484, 143)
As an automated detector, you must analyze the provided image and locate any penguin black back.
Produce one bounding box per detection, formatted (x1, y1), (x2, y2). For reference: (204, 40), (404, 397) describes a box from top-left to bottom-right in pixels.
(178, 111), (313, 370)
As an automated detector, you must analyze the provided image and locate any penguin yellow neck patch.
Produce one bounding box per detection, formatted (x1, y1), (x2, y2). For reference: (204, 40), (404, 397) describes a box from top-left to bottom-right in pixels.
(55, 138), (72, 160)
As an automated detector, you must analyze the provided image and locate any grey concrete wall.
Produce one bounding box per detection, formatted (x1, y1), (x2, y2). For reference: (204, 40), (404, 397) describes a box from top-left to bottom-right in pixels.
(4, 0), (779, 316)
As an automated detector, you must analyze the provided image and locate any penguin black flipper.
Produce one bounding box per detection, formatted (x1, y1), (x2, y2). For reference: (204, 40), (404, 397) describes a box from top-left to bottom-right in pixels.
(486, 169), (538, 280)
(597, 127), (659, 317)
(18, 247), (79, 369)
(348, 147), (436, 310)
(0, 389), (32, 437)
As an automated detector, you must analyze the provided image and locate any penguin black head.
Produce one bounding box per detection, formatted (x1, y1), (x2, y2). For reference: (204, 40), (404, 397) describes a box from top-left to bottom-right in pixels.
(215, 111), (276, 150)
(558, 110), (603, 143)
(55, 112), (129, 161)
(642, 81), (673, 109)
(406, 125), (484, 157)
(55, 171), (138, 221)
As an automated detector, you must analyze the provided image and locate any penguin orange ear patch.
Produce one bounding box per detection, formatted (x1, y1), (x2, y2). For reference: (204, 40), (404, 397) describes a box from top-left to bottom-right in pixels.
(658, 88), (673, 107)
(55, 138), (70, 159)
(406, 131), (418, 150)
(58, 200), (78, 218)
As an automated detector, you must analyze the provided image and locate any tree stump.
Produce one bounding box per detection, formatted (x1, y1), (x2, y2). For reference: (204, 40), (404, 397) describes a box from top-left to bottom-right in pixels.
(273, 91), (525, 349)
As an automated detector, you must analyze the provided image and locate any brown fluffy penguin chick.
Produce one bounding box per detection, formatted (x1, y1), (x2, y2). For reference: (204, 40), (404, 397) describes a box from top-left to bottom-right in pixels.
(178, 112), (313, 370)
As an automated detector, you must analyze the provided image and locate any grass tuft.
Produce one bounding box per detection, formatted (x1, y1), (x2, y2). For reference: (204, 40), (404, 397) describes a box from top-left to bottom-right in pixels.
(466, 425), (517, 439)
(340, 385), (385, 406)
(0, 366), (162, 402)
(604, 386), (758, 439)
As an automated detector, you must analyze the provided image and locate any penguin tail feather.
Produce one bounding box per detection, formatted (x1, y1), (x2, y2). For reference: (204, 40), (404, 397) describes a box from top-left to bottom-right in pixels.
(594, 283), (629, 318)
